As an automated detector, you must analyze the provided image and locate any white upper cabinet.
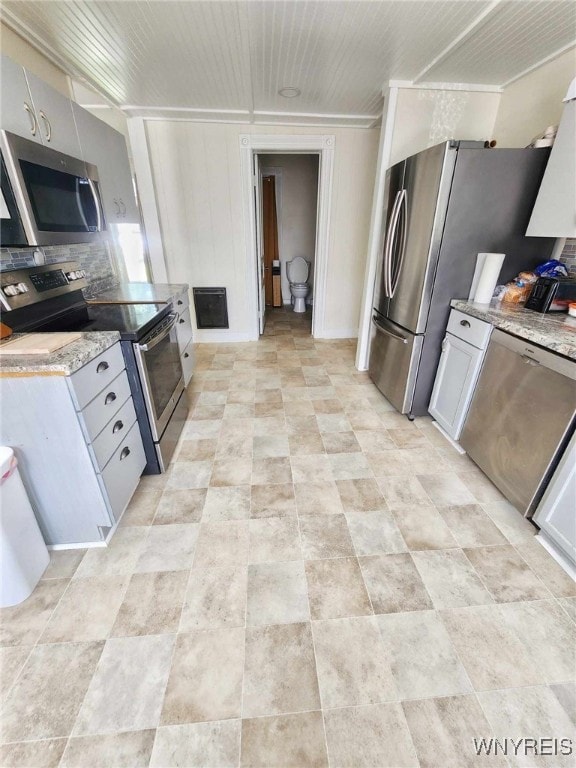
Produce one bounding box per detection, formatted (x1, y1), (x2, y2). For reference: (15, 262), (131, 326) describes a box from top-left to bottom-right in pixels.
(24, 71), (82, 157)
(1, 56), (82, 157)
(1, 55), (42, 143)
(72, 104), (139, 224)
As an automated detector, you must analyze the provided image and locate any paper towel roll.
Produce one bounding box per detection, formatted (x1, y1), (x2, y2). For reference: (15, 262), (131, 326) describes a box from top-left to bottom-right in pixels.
(473, 253), (505, 304)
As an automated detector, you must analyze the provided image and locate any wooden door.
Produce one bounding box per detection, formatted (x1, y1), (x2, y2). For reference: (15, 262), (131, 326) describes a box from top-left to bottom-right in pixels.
(262, 175), (279, 306)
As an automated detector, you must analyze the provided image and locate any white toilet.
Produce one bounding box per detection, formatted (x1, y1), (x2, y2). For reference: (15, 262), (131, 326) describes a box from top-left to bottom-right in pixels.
(287, 257), (311, 313)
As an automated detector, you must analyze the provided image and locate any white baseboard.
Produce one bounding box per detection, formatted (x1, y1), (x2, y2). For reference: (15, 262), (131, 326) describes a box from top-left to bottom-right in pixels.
(315, 328), (358, 339)
(194, 330), (256, 343)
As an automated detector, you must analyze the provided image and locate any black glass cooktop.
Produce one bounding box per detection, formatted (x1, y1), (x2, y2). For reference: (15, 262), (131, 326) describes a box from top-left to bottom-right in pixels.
(80, 302), (172, 341)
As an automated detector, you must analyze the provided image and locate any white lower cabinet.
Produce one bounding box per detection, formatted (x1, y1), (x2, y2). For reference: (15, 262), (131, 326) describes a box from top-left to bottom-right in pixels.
(429, 309), (492, 441)
(175, 292), (194, 386)
(533, 430), (576, 566)
(0, 342), (145, 546)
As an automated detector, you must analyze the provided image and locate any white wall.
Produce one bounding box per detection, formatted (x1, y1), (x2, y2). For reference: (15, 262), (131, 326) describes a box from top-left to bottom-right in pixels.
(145, 121), (378, 340)
(390, 87), (501, 165)
(0, 22), (70, 96)
(259, 153), (319, 303)
(492, 48), (576, 148)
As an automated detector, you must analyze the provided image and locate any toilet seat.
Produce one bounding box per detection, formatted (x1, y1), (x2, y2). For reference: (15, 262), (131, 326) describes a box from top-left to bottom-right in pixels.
(287, 257), (310, 284)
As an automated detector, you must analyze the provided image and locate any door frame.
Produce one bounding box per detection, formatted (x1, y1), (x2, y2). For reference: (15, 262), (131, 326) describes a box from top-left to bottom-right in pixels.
(239, 134), (335, 339)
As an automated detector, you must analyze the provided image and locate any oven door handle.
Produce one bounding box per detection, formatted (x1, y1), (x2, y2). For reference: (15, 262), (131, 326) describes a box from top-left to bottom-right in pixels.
(138, 312), (179, 352)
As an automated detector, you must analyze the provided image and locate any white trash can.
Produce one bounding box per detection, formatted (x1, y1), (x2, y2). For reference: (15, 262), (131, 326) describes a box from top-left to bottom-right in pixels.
(0, 447), (50, 607)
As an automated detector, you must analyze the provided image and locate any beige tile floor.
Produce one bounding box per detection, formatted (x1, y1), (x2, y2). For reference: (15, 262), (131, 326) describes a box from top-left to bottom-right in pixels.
(1, 306), (575, 767)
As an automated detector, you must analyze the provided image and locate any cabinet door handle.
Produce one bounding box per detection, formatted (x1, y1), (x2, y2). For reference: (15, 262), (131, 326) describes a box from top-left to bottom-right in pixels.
(38, 110), (51, 142)
(177, 299), (183, 306)
(105, 392), (117, 405)
(119, 199), (126, 216)
(96, 361), (109, 373)
(179, 318), (185, 324)
(119, 446), (130, 460)
(184, 352), (190, 358)
(112, 420), (124, 433)
(113, 199), (120, 215)
(460, 319), (471, 328)
(23, 102), (37, 136)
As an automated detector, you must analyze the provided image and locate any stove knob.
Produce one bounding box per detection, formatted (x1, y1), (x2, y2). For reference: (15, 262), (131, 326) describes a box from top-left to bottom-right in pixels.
(16, 283), (29, 293)
(80, 270), (86, 278)
(4, 285), (18, 296)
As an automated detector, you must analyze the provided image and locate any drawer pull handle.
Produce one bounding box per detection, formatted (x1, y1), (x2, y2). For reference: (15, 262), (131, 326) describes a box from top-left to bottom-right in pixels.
(177, 300), (183, 305)
(105, 392), (117, 405)
(184, 352), (190, 358)
(460, 320), (471, 328)
(113, 420), (124, 433)
(96, 361), (109, 373)
(120, 447), (130, 461)
(179, 318), (185, 324)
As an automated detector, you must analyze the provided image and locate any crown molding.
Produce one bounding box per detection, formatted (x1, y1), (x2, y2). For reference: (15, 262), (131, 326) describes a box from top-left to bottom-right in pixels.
(386, 80), (502, 94)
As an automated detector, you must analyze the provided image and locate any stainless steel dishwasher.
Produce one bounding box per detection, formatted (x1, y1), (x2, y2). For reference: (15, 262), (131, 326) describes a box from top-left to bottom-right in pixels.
(460, 329), (576, 517)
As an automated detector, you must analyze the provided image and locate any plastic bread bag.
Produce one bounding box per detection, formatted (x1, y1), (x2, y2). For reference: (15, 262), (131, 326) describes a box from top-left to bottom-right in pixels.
(534, 260), (568, 278)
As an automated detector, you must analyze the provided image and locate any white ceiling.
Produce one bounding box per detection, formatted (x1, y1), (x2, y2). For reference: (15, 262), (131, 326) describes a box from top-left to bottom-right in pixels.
(3, 0), (575, 127)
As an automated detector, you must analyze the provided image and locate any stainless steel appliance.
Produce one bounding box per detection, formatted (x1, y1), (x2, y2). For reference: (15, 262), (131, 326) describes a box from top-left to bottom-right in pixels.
(0, 130), (105, 246)
(1, 262), (187, 473)
(369, 141), (554, 416)
(460, 329), (576, 517)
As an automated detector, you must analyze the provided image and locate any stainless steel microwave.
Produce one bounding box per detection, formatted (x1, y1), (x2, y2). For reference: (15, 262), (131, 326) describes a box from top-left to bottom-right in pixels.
(0, 130), (106, 247)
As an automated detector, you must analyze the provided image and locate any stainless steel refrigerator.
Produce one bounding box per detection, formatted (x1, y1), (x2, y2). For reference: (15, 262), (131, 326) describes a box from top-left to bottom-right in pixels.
(368, 140), (554, 417)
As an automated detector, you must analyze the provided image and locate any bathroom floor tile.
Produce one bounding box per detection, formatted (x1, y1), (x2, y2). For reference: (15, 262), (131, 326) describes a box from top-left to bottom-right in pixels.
(305, 557), (372, 620)
(74, 635), (174, 735)
(376, 610), (472, 700)
(180, 565), (247, 631)
(111, 570), (189, 636)
(323, 703), (418, 768)
(312, 616), (398, 708)
(249, 517), (301, 562)
(161, 628), (244, 724)
(60, 730), (156, 768)
(359, 554), (433, 614)
(465, 544), (552, 602)
(247, 561), (310, 626)
(299, 513), (355, 559)
(243, 622), (321, 717)
(151, 721), (241, 768)
(241, 712), (328, 768)
(411, 549), (494, 608)
(153, 489), (206, 525)
(1, 641), (103, 742)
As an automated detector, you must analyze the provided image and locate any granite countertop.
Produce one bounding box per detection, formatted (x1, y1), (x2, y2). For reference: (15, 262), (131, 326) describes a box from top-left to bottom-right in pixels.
(0, 332), (120, 377)
(451, 300), (576, 360)
(86, 282), (189, 306)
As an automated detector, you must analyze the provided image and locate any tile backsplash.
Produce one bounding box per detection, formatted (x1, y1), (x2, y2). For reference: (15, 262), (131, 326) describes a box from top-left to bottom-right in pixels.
(559, 238), (576, 278)
(0, 241), (120, 297)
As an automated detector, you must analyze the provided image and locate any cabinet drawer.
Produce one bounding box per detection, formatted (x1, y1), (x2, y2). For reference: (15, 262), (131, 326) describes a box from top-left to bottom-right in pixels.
(68, 343), (125, 410)
(181, 339), (194, 387)
(176, 307), (193, 353)
(91, 396), (137, 470)
(79, 371), (132, 442)
(446, 309), (492, 350)
(100, 421), (146, 522)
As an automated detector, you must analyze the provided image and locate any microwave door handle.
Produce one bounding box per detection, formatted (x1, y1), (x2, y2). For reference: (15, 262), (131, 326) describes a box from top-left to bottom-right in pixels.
(383, 191), (402, 297)
(390, 190), (408, 298)
(138, 313), (178, 352)
(87, 179), (104, 232)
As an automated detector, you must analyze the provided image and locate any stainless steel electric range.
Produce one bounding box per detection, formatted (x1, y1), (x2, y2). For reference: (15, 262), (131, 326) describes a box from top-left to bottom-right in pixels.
(0, 262), (188, 473)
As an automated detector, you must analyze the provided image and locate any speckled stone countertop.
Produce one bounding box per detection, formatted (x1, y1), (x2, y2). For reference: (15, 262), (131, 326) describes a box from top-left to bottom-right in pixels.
(451, 300), (576, 360)
(0, 332), (120, 377)
(86, 282), (189, 305)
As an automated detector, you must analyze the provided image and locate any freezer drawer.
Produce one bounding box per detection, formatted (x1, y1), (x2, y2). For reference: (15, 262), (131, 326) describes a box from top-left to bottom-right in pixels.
(460, 329), (576, 517)
(368, 315), (423, 414)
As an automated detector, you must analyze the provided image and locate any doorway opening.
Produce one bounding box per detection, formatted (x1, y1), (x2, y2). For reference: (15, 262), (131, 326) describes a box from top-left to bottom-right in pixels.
(255, 153), (320, 337)
(239, 134), (335, 341)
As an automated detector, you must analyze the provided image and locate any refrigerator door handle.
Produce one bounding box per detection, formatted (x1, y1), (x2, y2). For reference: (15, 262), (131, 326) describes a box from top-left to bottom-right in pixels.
(390, 190), (408, 298)
(372, 315), (408, 344)
(383, 190), (402, 297)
